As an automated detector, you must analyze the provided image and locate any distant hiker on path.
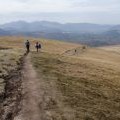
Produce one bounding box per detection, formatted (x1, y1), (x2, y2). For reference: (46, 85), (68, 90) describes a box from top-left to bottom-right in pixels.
(35, 42), (41, 52)
(25, 40), (30, 53)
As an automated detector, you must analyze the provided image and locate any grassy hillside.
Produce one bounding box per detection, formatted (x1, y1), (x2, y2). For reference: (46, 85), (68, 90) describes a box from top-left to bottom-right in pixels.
(100, 45), (120, 54)
(0, 37), (25, 118)
(31, 41), (120, 120)
(0, 37), (24, 94)
(0, 36), (120, 119)
(0, 36), (80, 115)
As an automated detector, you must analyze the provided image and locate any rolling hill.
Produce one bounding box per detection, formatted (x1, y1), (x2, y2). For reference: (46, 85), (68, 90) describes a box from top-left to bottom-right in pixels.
(0, 36), (120, 119)
(31, 39), (120, 120)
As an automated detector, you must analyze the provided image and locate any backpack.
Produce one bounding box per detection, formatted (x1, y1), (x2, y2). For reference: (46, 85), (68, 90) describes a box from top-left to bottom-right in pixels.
(26, 41), (30, 46)
(38, 44), (41, 49)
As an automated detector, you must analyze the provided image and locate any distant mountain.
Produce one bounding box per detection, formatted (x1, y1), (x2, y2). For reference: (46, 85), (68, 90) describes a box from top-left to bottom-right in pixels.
(0, 21), (120, 46)
(62, 23), (113, 33)
(0, 21), (29, 31)
(0, 28), (10, 35)
(111, 25), (120, 31)
(0, 21), (114, 33)
(0, 21), (62, 33)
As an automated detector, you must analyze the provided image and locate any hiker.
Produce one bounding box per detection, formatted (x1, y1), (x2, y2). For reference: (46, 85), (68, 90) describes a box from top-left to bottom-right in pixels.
(38, 43), (41, 49)
(25, 40), (30, 53)
(35, 42), (41, 52)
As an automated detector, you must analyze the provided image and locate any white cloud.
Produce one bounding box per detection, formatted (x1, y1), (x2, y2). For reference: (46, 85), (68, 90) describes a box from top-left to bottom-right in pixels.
(0, 0), (70, 13)
(0, 0), (120, 24)
(0, 0), (120, 13)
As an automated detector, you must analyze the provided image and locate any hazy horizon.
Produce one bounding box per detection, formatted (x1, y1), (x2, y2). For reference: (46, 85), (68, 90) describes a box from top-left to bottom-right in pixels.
(0, 0), (120, 24)
(0, 20), (119, 26)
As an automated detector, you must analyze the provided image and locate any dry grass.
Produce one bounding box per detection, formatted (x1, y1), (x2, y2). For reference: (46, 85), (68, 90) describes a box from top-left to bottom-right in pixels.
(0, 36), (80, 53)
(0, 36), (79, 94)
(1, 36), (120, 119)
(99, 45), (120, 54)
(0, 36), (25, 96)
(31, 41), (120, 120)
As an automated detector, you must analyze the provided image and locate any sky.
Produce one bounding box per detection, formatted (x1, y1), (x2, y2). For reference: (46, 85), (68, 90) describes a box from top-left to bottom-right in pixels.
(0, 0), (120, 24)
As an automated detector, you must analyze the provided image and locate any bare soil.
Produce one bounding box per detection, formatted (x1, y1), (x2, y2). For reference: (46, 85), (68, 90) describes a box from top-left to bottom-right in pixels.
(0, 57), (23, 120)
(14, 54), (43, 120)
(14, 52), (75, 120)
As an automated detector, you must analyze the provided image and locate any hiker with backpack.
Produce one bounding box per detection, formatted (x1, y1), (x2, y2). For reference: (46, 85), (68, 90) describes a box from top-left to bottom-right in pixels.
(25, 40), (30, 53)
(35, 42), (41, 52)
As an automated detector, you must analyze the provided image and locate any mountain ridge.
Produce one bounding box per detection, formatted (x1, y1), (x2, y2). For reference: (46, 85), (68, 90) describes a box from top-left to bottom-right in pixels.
(0, 21), (115, 33)
(0, 21), (120, 46)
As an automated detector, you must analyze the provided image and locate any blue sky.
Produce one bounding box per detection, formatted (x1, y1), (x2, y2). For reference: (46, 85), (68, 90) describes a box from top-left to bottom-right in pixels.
(0, 0), (120, 24)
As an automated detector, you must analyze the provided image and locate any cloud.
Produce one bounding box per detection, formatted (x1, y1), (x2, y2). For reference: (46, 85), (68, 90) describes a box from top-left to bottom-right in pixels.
(70, 0), (120, 12)
(0, 0), (120, 24)
(0, 0), (70, 13)
(0, 0), (120, 13)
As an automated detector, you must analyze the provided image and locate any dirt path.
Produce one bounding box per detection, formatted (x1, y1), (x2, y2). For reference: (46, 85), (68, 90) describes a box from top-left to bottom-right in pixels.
(14, 53), (75, 120)
(14, 54), (45, 120)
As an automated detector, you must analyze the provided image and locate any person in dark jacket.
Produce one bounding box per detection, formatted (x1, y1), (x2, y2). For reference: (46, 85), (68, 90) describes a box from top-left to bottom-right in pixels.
(35, 42), (41, 52)
(25, 40), (30, 53)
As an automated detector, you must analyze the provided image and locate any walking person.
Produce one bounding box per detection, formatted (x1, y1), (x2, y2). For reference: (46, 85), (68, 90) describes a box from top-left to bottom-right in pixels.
(25, 40), (30, 53)
(35, 42), (41, 52)
(35, 42), (39, 52)
(38, 43), (41, 49)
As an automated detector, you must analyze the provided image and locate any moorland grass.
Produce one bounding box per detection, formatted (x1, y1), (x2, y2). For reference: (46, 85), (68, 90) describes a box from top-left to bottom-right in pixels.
(32, 51), (120, 120)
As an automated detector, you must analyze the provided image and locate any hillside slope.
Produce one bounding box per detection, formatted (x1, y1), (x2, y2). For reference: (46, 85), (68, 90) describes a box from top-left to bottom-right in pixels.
(0, 37), (120, 120)
(31, 41), (120, 120)
(100, 45), (120, 54)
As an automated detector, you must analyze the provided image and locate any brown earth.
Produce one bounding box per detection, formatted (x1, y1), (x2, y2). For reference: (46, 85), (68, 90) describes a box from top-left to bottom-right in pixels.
(0, 57), (23, 120)
(14, 53), (74, 120)
(1, 36), (120, 120)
